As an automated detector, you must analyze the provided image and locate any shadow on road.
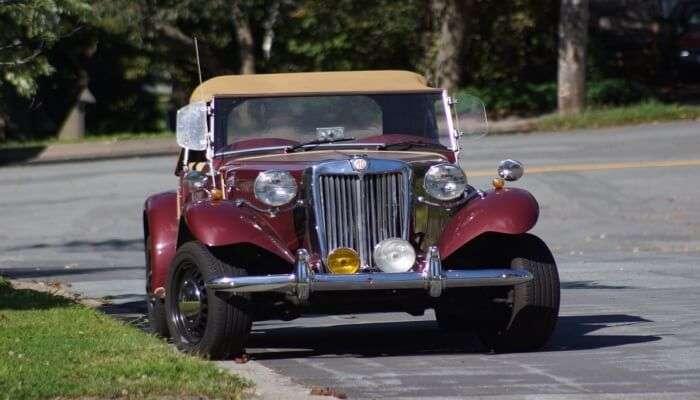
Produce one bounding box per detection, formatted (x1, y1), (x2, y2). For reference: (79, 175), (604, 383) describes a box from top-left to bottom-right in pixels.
(95, 300), (661, 360)
(4, 238), (142, 253)
(2, 274), (663, 361)
(243, 314), (660, 360)
(0, 146), (46, 166)
(0, 265), (143, 279)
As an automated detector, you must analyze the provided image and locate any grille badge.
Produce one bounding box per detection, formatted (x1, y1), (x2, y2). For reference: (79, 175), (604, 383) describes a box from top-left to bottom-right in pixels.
(351, 158), (368, 171)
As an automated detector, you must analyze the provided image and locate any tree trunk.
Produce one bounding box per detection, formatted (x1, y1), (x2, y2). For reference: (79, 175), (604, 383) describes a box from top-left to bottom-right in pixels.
(232, 0), (255, 75)
(428, 0), (465, 93)
(558, 0), (589, 115)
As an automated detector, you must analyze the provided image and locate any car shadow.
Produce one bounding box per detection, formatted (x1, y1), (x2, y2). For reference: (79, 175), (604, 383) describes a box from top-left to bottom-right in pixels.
(245, 314), (660, 360)
(95, 301), (661, 360)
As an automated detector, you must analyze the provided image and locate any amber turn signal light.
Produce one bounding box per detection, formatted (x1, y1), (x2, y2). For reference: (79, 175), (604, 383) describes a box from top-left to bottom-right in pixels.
(327, 247), (361, 274)
(210, 188), (224, 201)
(492, 177), (505, 189)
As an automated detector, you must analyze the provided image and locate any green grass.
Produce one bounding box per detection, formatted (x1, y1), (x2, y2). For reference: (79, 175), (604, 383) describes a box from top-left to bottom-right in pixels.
(0, 132), (173, 150)
(533, 101), (700, 132)
(0, 278), (250, 400)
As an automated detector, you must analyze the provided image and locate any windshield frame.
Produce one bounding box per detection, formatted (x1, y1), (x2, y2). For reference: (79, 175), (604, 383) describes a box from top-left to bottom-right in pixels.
(211, 90), (458, 157)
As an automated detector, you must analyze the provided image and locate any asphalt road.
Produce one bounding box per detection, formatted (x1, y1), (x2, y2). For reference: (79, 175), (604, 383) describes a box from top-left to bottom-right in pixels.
(1, 121), (700, 399)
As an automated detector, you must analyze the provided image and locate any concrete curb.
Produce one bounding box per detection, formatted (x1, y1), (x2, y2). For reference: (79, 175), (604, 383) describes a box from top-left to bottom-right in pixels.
(218, 360), (322, 400)
(0, 137), (179, 166)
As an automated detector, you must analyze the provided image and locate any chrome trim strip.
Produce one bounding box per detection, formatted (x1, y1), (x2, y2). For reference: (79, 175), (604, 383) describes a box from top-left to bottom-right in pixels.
(207, 247), (532, 298)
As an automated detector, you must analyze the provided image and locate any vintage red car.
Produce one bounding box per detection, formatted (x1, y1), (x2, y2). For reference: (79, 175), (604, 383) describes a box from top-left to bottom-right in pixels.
(143, 70), (560, 359)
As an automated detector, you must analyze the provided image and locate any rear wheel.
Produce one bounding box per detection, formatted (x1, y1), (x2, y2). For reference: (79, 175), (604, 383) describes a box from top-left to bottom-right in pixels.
(165, 241), (252, 359)
(435, 234), (560, 352)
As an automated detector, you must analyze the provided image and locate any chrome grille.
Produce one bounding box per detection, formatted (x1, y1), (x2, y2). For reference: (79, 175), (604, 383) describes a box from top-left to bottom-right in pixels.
(318, 172), (408, 268)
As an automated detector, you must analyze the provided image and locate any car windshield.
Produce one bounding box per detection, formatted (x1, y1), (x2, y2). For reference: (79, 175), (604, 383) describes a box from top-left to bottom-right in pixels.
(213, 93), (453, 154)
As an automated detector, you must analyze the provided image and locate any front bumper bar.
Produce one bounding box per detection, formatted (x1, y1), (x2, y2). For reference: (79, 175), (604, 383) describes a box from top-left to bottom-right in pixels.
(207, 246), (532, 300)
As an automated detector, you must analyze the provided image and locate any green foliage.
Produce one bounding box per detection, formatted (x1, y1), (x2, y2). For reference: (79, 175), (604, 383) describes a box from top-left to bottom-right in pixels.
(586, 79), (654, 107)
(276, 0), (423, 71)
(457, 82), (557, 118)
(457, 78), (657, 118)
(0, 0), (91, 97)
(0, 0), (689, 142)
(0, 282), (250, 400)
(460, 0), (560, 86)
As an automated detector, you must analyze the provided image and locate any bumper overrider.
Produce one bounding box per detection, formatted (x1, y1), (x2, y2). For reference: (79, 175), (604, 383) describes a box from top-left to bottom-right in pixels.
(207, 246), (532, 300)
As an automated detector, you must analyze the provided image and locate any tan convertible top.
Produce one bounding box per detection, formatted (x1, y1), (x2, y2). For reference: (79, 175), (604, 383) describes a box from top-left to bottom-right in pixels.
(189, 70), (438, 103)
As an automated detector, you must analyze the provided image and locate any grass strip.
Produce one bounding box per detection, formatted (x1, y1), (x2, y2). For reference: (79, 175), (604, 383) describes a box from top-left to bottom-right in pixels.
(0, 277), (250, 400)
(533, 101), (700, 132)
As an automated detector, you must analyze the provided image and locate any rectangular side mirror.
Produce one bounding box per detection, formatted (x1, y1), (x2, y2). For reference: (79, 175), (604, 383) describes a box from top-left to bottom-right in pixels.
(176, 101), (208, 151)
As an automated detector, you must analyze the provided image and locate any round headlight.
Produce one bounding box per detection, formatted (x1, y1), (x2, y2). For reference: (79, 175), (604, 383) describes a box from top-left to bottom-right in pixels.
(254, 170), (298, 206)
(373, 238), (416, 273)
(423, 164), (467, 201)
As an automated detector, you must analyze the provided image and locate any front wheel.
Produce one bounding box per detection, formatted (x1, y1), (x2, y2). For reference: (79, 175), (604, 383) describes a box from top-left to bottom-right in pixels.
(145, 236), (169, 337)
(165, 242), (252, 359)
(477, 235), (560, 352)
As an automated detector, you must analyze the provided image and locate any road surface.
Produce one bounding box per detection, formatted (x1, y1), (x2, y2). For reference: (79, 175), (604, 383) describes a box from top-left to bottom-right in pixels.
(1, 121), (699, 399)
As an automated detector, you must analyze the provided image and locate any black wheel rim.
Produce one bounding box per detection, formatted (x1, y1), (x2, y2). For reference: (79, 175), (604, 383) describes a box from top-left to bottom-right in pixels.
(171, 261), (208, 344)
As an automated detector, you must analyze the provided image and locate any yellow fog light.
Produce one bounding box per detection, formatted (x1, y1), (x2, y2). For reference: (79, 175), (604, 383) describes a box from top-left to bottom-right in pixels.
(327, 247), (361, 274)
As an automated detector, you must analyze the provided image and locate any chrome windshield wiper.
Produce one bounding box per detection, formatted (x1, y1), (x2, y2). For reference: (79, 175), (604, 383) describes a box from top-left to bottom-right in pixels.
(379, 141), (446, 150)
(286, 137), (357, 152)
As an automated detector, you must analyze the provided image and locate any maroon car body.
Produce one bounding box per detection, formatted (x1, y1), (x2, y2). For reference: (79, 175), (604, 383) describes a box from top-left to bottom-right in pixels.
(143, 71), (559, 358)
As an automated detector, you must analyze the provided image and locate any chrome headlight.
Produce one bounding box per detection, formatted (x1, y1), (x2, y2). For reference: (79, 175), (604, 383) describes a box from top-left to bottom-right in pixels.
(497, 159), (524, 181)
(423, 163), (467, 201)
(373, 238), (416, 273)
(254, 170), (298, 206)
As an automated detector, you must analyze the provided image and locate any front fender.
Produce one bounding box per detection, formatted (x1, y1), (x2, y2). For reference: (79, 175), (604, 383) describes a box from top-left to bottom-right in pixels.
(438, 188), (539, 259)
(144, 191), (179, 293)
(183, 201), (295, 263)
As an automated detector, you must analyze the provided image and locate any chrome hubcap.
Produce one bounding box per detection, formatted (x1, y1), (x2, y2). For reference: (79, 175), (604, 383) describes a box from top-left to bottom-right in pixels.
(173, 264), (207, 343)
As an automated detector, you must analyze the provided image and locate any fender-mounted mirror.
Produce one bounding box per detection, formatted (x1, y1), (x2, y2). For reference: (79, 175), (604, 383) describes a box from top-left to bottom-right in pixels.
(176, 101), (208, 151)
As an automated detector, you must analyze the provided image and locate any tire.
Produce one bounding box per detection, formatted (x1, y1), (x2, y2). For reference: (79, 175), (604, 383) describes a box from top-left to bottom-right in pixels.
(145, 236), (169, 337)
(476, 235), (560, 352)
(165, 241), (252, 359)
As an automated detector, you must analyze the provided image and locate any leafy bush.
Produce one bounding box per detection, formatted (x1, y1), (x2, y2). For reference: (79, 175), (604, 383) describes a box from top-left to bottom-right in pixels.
(457, 79), (657, 118)
(456, 82), (557, 118)
(586, 79), (654, 106)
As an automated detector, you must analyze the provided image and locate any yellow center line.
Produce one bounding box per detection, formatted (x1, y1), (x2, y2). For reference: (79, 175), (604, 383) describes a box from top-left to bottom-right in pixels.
(468, 159), (700, 177)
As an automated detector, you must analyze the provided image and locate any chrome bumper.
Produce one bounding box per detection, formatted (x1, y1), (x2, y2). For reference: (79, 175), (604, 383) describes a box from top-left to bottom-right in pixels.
(207, 246), (532, 300)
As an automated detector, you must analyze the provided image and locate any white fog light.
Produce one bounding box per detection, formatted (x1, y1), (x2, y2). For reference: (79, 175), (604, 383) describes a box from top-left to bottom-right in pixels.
(373, 238), (416, 273)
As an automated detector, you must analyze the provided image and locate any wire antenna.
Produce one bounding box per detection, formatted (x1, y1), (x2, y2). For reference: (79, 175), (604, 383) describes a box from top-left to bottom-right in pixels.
(193, 37), (203, 84)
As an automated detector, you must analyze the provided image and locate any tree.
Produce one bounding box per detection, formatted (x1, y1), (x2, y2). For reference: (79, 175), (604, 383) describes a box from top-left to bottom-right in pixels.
(0, 0), (91, 139)
(558, 0), (589, 114)
(232, 0), (256, 74)
(424, 0), (466, 92)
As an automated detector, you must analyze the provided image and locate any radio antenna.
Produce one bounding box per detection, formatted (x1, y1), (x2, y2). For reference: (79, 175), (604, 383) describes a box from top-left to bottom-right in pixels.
(193, 36), (203, 84)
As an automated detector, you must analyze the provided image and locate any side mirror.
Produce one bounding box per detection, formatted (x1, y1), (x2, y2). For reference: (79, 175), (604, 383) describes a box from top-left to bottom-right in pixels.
(176, 101), (208, 151)
(452, 94), (488, 140)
